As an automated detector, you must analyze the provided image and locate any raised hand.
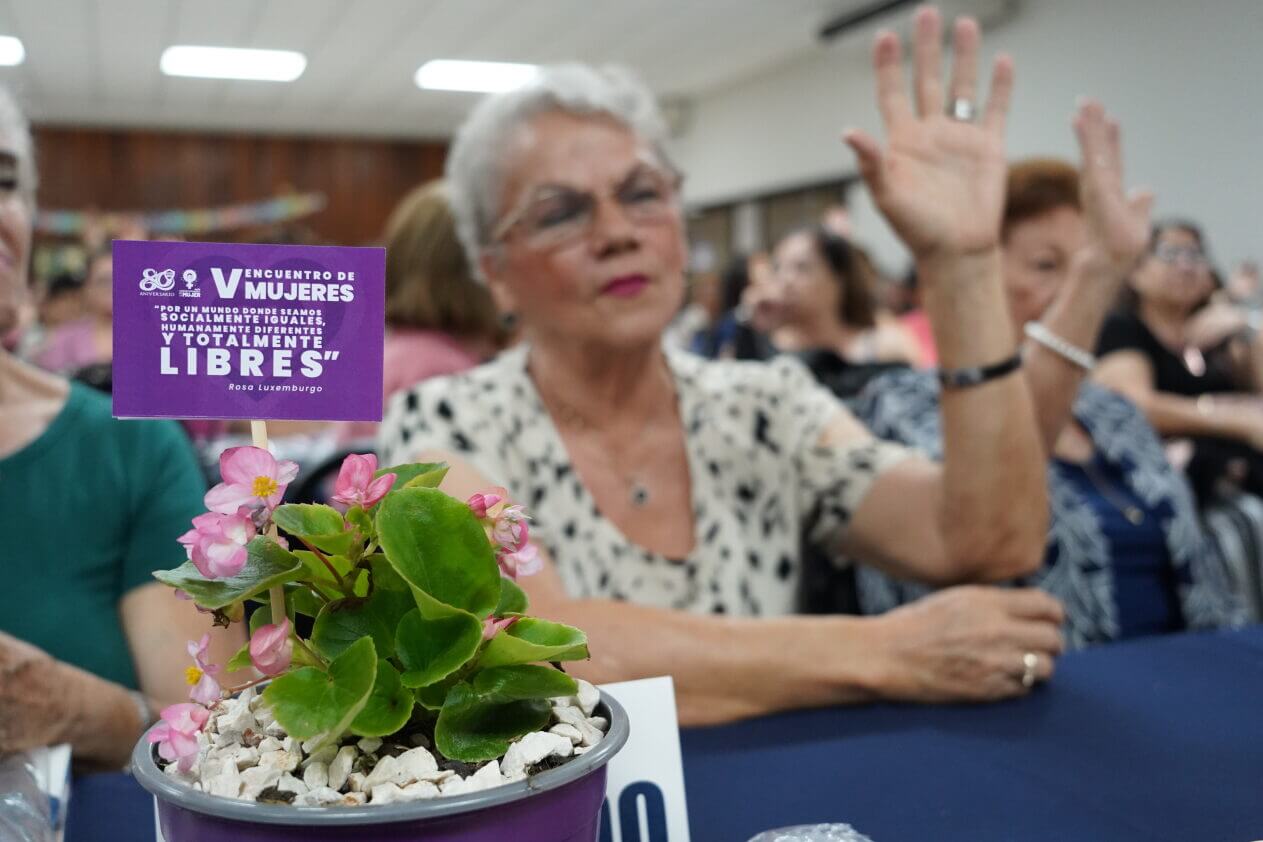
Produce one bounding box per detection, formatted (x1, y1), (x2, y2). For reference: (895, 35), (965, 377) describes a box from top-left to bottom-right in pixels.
(844, 7), (1012, 262)
(1074, 100), (1153, 279)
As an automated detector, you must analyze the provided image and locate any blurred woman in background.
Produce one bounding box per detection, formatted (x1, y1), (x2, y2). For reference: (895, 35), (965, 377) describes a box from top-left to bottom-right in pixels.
(340, 180), (505, 445)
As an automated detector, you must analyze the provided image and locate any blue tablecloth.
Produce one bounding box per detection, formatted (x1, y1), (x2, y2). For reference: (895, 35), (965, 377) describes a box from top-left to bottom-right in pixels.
(66, 627), (1263, 842)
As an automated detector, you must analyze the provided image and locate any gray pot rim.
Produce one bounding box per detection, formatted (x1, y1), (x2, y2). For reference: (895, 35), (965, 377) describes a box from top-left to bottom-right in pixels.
(131, 692), (629, 827)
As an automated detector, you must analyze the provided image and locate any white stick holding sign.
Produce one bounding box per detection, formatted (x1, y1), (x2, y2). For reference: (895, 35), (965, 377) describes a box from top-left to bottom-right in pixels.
(598, 676), (692, 842)
(250, 419), (287, 625)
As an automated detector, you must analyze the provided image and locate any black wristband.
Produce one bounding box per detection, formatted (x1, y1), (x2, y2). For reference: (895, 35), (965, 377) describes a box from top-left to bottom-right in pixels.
(936, 352), (1022, 389)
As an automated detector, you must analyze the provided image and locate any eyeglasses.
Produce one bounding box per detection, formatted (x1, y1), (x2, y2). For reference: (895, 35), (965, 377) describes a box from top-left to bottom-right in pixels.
(1153, 244), (1208, 268)
(490, 164), (683, 250)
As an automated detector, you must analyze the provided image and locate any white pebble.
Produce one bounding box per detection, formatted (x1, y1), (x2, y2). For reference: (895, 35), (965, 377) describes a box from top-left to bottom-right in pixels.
(575, 679), (600, 716)
(574, 745), (593, 755)
(295, 787), (343, 807)
(395, 747), (438, 783)
(552, 706), (604, 747)
(357, 737), (383, 754)
(277, 773), (308, 796)
(549, 724), (583, 745)
(369, 783), (404, 805)
(340, 792), (367, 806)
(258, 748), (300, 773)
(439, 777), (470, 796)
(257, 737), (283, 754)
(399, 781), (440, 801)
(302, 761), (329, 790)
(467, 759), (505, 792)
(205, 764), (242, 799)
(214, 705), (256, 745)
(363, 755), (402, 789)
(302, 744), (338, 769)
(229, 746), (259, 770)
(347, 772), (367, 793)
(328, 746), (357, 792)
(239, 765), (281, 801)
(501, 731), (572, 779)
(587, 716), (608, 731)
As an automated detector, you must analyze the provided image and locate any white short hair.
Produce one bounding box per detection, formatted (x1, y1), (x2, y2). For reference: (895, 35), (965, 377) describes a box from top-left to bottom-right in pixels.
(0, 85), (37, 208)
(445, 64), (675, 279)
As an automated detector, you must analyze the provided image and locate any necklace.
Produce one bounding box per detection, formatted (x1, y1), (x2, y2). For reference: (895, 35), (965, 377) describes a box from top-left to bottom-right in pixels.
(547, 399), (653, 507)
(1081, 460), (1145, 526)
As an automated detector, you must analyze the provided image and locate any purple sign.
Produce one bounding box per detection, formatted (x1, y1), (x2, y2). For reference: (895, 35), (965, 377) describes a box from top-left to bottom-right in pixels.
(111, 240), (385, 421)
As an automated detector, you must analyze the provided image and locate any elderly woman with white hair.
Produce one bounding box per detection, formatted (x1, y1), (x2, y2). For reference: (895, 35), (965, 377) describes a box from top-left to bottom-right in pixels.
(0, 87), (244, 767)
(381, 8), (1063, 723)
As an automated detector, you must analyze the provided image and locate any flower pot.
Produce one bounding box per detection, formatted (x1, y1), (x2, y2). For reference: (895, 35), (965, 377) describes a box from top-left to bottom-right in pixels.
(132, 693), (629, 842)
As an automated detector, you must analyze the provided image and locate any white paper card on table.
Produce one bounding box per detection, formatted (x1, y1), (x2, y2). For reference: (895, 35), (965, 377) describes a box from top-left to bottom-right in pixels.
(598, 675), (691, 842)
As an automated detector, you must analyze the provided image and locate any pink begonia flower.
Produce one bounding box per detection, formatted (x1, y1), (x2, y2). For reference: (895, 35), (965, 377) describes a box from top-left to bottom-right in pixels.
(204, 446), (299, 514)
(183, 508), (256, 579)
(491, 504), (530, 554)
(148, 703), (210, 772)
(467, 489), (506, 520)
(482, 615), (519, 641)
(497, 542), (542, 580)
(330, 453), (396, 512)
(185, 634), (222, 705)
(249, 617), (293, 677)
(177, 512), (219, 561)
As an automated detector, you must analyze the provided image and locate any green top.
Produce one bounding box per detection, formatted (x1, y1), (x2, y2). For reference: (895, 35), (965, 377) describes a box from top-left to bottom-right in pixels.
(0, 383), (206, 689)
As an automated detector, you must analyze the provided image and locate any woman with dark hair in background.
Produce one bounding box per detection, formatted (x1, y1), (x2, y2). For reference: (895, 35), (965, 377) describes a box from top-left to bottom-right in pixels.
(340, 180), (504, 444)
(1095, 220), (1263, 506)
(765, 225), (923, 399)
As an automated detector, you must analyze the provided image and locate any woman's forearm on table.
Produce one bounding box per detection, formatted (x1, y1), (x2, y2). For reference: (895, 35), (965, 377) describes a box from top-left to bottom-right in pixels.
(538, 597), (887, 725)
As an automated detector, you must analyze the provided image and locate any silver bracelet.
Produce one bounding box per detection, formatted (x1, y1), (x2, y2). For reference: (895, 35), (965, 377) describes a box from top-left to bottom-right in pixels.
(1024, 322), (1096, 371)
(129, 690), (155, 730)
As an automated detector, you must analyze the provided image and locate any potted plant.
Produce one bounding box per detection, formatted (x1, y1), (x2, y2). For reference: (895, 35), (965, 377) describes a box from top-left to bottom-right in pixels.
(131, 447), (628, 842)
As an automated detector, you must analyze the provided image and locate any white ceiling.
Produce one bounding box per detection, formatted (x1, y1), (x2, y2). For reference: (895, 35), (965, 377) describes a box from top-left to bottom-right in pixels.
(0, 0), (887, 139)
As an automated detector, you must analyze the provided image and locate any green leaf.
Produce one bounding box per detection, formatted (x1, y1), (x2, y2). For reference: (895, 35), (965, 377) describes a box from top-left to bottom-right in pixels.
(350, 660), (414, 737)
(262, 637), (377, 751)
(495, 577), (529, 616)
(273, 504), (361, 557)
(476, 618), (590, 669)
(273, 504), (344, 538)
(376, 462), (449, 490)
(414, 681), (453, 711)
(368, 554), (407, 592)
(294, 551), (352, 598)
(395, 600), (482, 689)
(153, 538), (303, 610)
(225, 641), (253, 673)
(376, 487), (500, 618)
(289, 587), (325, 618)
(310, 587), (412, 661)
(472, 665), (577, 703)
(435, 683), (551, 762)
(346, 506), (375, 541)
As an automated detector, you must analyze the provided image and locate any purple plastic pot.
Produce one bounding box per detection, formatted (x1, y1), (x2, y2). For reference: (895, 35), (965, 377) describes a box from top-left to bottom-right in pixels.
(132, 693), (628, 842)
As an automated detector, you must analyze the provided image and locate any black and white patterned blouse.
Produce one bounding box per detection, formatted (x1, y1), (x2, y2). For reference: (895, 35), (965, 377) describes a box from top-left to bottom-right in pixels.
(379, 345), (911, 616)
(853, 369), (1244, 647)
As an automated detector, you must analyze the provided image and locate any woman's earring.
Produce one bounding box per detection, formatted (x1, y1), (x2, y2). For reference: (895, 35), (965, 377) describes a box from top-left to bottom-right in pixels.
(499, 311), (519, 331)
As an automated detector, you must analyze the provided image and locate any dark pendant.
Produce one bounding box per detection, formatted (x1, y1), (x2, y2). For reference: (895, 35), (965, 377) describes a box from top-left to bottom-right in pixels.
(630, 483), (650, 507)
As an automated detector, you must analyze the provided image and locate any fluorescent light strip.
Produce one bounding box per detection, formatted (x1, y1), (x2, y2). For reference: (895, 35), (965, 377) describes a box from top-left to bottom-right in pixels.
(415, 60), (539, 93)
(160, 46), (306, 82)
(0, 35), (25, 66)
